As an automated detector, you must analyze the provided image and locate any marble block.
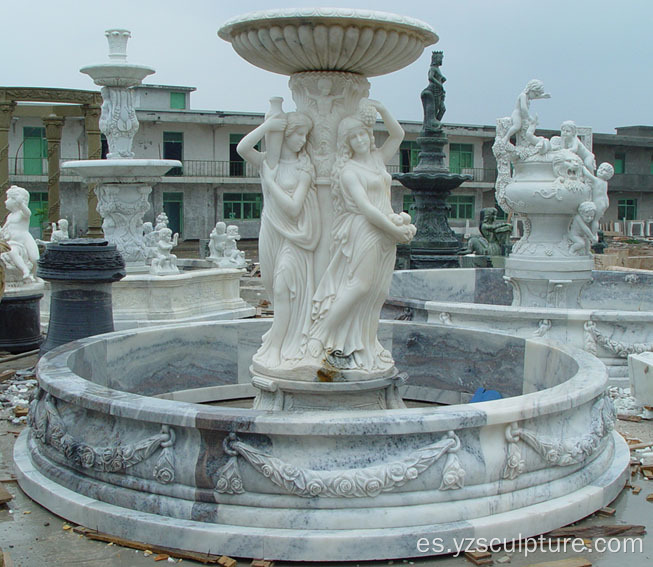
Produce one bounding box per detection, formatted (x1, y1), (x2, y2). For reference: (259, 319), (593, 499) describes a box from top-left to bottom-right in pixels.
(629, 352), (653, 406)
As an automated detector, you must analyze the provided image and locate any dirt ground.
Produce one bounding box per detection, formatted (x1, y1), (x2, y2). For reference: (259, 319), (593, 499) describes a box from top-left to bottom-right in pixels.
(1, 353), (653, 567)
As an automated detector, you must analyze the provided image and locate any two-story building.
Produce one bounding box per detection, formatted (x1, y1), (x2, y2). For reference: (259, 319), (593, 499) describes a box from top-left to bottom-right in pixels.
(3, 84), (652, 241)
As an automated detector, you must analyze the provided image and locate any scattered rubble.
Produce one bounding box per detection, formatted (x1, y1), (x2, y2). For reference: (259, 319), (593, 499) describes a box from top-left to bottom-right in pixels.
(0, 365), (37, 425)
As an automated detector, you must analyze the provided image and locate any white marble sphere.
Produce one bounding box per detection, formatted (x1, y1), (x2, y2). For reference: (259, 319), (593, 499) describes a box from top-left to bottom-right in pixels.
(218, 8), (437, 77)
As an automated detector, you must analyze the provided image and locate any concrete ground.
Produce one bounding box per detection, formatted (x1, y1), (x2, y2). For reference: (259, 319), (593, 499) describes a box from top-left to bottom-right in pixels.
(1, 353), (653, 567)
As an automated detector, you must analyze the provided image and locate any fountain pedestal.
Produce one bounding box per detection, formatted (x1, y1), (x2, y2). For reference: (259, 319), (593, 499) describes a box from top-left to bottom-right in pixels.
(394, 52), (471, 269)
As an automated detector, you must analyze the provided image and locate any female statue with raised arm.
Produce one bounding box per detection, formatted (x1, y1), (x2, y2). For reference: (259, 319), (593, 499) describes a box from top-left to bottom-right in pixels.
(237, 110), (320, 371)
(308, 99), (415, 374)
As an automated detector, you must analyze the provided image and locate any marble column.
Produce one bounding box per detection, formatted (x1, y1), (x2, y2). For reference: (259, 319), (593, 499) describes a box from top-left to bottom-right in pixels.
(0, 101), (16, 220)
(43, 115), (65, 240)
(83, 104), (104, 237)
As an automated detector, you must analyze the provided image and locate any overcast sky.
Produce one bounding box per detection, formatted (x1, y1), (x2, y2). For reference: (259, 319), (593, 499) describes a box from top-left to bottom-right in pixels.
(5, 0), (651, 134)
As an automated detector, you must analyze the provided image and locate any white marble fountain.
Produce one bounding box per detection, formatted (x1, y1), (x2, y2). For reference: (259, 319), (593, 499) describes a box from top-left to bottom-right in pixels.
(384, 81), (653, 381)
(59, 30), (253, 328)
(15, 9), (628, 562)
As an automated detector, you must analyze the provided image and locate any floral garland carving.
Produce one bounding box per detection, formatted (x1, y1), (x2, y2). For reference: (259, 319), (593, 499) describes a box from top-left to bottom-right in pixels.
(28, 391), (175, 484)
(583, 321), (653, 358)
(502, 395), (615, 480)
(215, 431), (463, 498)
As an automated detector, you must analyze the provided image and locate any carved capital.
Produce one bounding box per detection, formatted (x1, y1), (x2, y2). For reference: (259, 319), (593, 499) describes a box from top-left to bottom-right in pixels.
(0, 102), (16, 130)
(43, 115), (65, 141)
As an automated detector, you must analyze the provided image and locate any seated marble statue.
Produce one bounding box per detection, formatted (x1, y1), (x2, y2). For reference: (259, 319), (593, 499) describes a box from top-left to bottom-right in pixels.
(552, 121), (596, 172)
(218, 225), (246, 268)
(50, 219), (70, 243)
(207, 221), (227, 261)
(150, 227), (179, 275)
(568, 201), (598, 255)
(308, 99), (415, 374)
(0, 185), (39, 283)
(502, 79), (550, 145)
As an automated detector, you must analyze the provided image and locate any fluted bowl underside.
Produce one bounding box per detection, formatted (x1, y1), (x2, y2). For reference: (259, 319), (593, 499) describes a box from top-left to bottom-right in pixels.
(218, 8), (438, 77)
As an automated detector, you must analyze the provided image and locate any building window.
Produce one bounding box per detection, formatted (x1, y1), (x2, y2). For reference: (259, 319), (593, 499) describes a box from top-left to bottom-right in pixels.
(163, 192), (184, 236)
(614, 153), (625, 174)
(447, 195), (474, 219)
(170, 92), (186, 110)
(163, 132), (183, 176)
(27, 191), (48, 238)
(449, 143), (473, 174)
(23, 127), (47, 175)
(650, 155), (653, 175)
(399, 141), (419, 173)
(223, 193), (262, 220)
(617, 199), (637, 220)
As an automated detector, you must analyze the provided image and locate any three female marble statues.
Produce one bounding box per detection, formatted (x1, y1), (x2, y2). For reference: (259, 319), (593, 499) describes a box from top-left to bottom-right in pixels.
(238, 98), (415, 377)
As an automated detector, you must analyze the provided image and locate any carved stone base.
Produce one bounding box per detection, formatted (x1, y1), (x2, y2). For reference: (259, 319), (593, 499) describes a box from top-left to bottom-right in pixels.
(505, 255), (594, 308)
(251, 372), (407, 410)
(0, 288), (44, 353)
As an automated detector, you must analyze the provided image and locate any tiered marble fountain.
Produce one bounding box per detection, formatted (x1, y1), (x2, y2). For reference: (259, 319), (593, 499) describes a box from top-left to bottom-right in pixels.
(60, 30), (253, 328)
(385, 81), (653, 380)
(15, 11), (628, 562)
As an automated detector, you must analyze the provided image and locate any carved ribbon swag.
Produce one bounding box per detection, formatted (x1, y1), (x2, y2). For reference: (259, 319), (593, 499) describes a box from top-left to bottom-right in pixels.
(215, 431), (464, 498)
(29, 391), (176, 484)
(502, 395), (615, 480)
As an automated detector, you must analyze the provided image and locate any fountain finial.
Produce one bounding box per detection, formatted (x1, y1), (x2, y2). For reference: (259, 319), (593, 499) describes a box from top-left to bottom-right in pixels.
(105, 29), (131, 62)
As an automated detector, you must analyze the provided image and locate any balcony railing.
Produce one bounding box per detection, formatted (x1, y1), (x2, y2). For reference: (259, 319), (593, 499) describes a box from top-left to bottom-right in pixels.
(166, 160), (261, 178)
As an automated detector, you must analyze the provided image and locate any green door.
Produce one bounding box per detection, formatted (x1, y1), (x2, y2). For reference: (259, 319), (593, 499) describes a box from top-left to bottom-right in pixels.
(23, 127), (46, 175)
(27, 191), (48, 238)
(163, 192), (183, 236)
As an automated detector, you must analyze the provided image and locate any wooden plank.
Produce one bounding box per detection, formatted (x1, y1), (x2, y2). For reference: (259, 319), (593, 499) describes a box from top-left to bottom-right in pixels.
(464, 550), (493, 565)
(617, 414), (642, 423)
(547, 525), (646, 538)
(597, 506), (616, 516)
(72, 527), (224, 564)
(521, 558), (592, 567)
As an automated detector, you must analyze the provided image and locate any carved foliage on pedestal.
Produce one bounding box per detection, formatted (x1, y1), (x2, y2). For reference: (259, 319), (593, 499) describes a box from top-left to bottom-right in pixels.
(215, 431), (464, 498)
(99, 86), (139, 159)
(95, 184), (151, 263)
(290, 72), (370, 177)
(29, 390), (176, 484)
(502, 395), (615, 480)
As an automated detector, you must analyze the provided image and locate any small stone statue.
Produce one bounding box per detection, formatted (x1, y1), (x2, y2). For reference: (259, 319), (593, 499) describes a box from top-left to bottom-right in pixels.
(150, 227), (179, 275)
(207, 221), (227, 261)
(220, 225), (246, 268)
(463, 207), (512, 256)
(502, 79), (551, 145)
(551, 121), (596, 172)
(0, 185), (39, 284)
(421, 51), (446, 133)
(584, 162), (614, 238)
(50, 219), (70, 243)
(155, 212), (169, 229)
(568, 201), (598, 255)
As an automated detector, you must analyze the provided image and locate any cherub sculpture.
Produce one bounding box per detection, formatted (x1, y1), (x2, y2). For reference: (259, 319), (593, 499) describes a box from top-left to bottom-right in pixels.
(150, 227), (179, 275)
(502, 79), (551, 144)
(0, 185), (39, 284)
(50, 219), (70, 243)
(568, 201), (598, 255)
(207, 221), (227, 262)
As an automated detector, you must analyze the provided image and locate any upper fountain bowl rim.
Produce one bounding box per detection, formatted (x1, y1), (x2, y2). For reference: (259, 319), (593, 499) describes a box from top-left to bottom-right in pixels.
(218, 7), (437, 42)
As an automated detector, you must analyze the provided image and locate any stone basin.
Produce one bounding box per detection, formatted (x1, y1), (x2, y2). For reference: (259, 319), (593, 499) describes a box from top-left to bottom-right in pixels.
(384, 268), (653, 380)
(15, 319), (627, 561)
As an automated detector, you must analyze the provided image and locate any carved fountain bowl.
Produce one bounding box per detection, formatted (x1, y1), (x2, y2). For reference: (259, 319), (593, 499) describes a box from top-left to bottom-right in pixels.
(218, 8), (438, 77)
(15, 319), (627, 561)
(504, 159), (592, 216)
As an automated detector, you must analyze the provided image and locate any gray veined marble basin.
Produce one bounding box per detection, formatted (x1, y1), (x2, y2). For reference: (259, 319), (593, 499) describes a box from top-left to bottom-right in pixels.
(384, 268), (653, 381)
(15, 319), (627, 561)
